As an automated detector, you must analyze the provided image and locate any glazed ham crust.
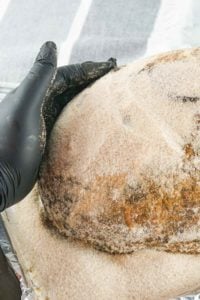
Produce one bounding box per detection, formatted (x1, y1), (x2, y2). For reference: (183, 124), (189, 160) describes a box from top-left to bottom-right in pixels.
(39, 48), (200, 254)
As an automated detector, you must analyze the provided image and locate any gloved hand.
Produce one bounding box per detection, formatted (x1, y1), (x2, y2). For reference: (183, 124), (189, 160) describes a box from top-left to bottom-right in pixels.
(43, 57), (117, 137)
(0, 41), (116, 212)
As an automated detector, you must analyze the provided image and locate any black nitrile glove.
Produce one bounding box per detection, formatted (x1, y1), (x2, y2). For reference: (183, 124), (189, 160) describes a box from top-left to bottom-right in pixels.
(0, 41), (116, 212)
(43, 57), (117, 137)
(0, 41), (57, 212)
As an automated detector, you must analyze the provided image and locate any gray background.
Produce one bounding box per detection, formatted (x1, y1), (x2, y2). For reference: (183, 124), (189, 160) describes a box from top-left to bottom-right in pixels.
(0, 0), (161, 83)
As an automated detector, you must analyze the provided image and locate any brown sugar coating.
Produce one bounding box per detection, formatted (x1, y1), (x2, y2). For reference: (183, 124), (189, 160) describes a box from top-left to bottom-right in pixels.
(38, 48), (200, 254)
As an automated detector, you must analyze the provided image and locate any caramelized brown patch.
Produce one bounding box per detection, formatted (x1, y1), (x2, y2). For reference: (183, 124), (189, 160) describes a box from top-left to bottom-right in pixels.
(40, 168), (200, 253)
(123, 206), (134, 228)
(139, 50), (188, 73)
(71, 173), (200, 234)
(184, 143), (195, 159)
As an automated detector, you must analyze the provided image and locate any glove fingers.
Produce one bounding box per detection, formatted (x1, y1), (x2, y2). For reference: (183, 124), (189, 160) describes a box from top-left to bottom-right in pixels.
(44, 83), (89, 139)
(25, 41), (57, 84)
(52, 58), (117, 97)
(56, 82), (89, 112)
(0, 42), (58, 212)
(43, 57), (117, 138)
(34, 41), (57, 68)
(15, 41), (57, 111)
